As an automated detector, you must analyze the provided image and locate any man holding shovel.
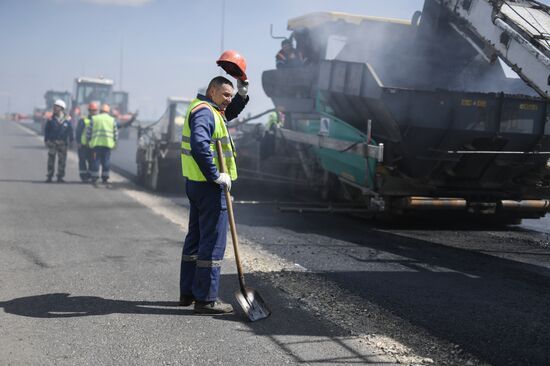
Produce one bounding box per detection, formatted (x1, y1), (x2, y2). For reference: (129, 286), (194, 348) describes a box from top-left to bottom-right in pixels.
(179, 63), (249, 314)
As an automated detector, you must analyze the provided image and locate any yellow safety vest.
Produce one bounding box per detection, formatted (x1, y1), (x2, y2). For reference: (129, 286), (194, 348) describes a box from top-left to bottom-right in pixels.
(89, 113), (116, 149)
(181, 99), (237, 182)
(80, 117), (91, 146)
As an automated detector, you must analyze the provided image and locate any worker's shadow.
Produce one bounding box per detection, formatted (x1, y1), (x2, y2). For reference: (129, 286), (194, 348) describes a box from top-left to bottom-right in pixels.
(0, 293), (193, 318)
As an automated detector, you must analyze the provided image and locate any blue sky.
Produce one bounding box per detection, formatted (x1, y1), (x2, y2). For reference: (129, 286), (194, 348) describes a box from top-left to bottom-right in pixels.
(0, 0), (547, 119)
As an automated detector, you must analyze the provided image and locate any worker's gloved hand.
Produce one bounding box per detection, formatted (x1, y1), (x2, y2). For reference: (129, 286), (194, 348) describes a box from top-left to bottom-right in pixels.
(237, 79), (249, 97)
(214, 172), (232, 191)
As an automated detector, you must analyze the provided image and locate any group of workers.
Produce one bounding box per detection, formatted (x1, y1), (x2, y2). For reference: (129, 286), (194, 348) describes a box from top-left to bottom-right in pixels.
(43, 99), (128, 186)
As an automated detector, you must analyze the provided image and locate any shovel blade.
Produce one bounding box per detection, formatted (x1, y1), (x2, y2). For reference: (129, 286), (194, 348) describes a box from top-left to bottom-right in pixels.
(235, 287), (271, 322)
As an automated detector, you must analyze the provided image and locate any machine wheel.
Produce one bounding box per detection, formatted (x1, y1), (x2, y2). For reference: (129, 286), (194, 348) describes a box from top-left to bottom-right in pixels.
(136, 162), (146, 186)
(135, 148), (147, 186)
(146, 156), (173, 192)
(146, 156), (160, 191)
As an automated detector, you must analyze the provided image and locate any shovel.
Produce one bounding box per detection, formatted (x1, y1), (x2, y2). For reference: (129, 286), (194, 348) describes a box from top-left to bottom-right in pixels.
(216, 140), (271, 321)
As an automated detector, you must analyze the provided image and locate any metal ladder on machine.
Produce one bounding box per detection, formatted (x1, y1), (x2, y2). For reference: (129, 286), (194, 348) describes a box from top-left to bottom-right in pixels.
(435, 0), (550, 98)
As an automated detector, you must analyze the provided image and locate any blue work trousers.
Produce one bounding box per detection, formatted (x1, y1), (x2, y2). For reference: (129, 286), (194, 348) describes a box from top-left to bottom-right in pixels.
(90, 147), (112, 182)
(180, 180), (228, 302)
(78, 146), (92, 181)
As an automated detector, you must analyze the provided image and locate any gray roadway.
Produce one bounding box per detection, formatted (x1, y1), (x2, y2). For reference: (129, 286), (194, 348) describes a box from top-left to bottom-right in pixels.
(0, 120), (394, 365)
(3, 119), (550, 365)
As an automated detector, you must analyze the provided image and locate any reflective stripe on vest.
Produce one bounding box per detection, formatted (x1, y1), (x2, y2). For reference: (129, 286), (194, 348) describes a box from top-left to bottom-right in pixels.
(181, 99), (237, 182)
(80, 117), (91, 146)
(89, 113), (116, 149)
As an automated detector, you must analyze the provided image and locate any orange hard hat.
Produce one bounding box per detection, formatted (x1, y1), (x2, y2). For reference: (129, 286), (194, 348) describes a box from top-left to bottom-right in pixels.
(88, 102), (99, 111)
(101, 104), (110, 113)
(216, 50), (247, 81)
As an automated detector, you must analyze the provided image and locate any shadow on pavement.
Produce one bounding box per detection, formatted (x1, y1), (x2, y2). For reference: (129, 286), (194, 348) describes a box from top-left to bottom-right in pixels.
(0, 293), (193, 318)
(1, 281), (387, 365)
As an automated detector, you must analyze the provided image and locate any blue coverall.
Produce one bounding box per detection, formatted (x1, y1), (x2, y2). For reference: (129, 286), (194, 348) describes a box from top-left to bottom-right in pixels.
(180, 93), (248, 302)
(44, 116), (73, 179)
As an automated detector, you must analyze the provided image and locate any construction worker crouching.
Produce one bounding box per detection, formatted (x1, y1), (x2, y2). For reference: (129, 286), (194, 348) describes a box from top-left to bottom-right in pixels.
(86, 103), (117, 187)
(44, 99), (73, 183)
(75, 102), (98, 182)
(180, 76), (249, 314)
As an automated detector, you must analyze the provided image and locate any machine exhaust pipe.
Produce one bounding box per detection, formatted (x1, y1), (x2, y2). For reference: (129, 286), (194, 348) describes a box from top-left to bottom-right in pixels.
(402, 197), (550, 213)
(402, 197), (467, 210)
(500, 200), (550, 211)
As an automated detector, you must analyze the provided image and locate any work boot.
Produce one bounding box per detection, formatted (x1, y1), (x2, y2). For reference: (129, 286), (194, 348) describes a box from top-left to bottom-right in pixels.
(91, 180), (99, 188)
(179, 294), (195, 307)
(57, 177), (65, 183)
(45, 176), (52, 183)
(194, 300), (234, 314)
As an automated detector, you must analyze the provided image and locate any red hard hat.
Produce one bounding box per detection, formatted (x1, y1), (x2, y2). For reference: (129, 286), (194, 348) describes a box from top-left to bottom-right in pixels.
(88, 102), (99, 111)
(216, 50), (247, 81)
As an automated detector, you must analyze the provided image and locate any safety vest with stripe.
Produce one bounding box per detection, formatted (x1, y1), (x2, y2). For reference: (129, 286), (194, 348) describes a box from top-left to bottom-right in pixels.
(181, 99), (237, 182)
(80, 117), (91, 146)
(89, 113), (116, 149)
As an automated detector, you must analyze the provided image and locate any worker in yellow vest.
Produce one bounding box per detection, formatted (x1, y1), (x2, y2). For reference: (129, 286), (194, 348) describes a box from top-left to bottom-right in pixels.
(75, 102), (98, 182)
(179, 76), (249, 314)
(86, 103), (118, 187)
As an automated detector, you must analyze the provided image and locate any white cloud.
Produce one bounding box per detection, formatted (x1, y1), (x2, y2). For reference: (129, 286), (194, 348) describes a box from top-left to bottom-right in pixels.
(66, 0), (153, 6)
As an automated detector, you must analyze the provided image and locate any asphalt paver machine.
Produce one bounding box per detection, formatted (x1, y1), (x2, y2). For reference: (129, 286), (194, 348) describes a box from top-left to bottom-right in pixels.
(256, 0), (550, 222)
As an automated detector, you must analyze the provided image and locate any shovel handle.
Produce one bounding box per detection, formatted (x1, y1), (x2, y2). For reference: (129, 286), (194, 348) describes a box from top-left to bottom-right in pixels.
(215, 140), (247, 291)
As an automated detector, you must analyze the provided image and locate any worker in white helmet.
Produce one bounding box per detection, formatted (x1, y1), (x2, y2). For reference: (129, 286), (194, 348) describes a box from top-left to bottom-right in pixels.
(44, 99), (73, 183)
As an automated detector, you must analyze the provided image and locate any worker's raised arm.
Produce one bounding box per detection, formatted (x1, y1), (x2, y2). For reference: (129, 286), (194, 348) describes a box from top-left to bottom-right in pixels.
(225, 88), (249, 122)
